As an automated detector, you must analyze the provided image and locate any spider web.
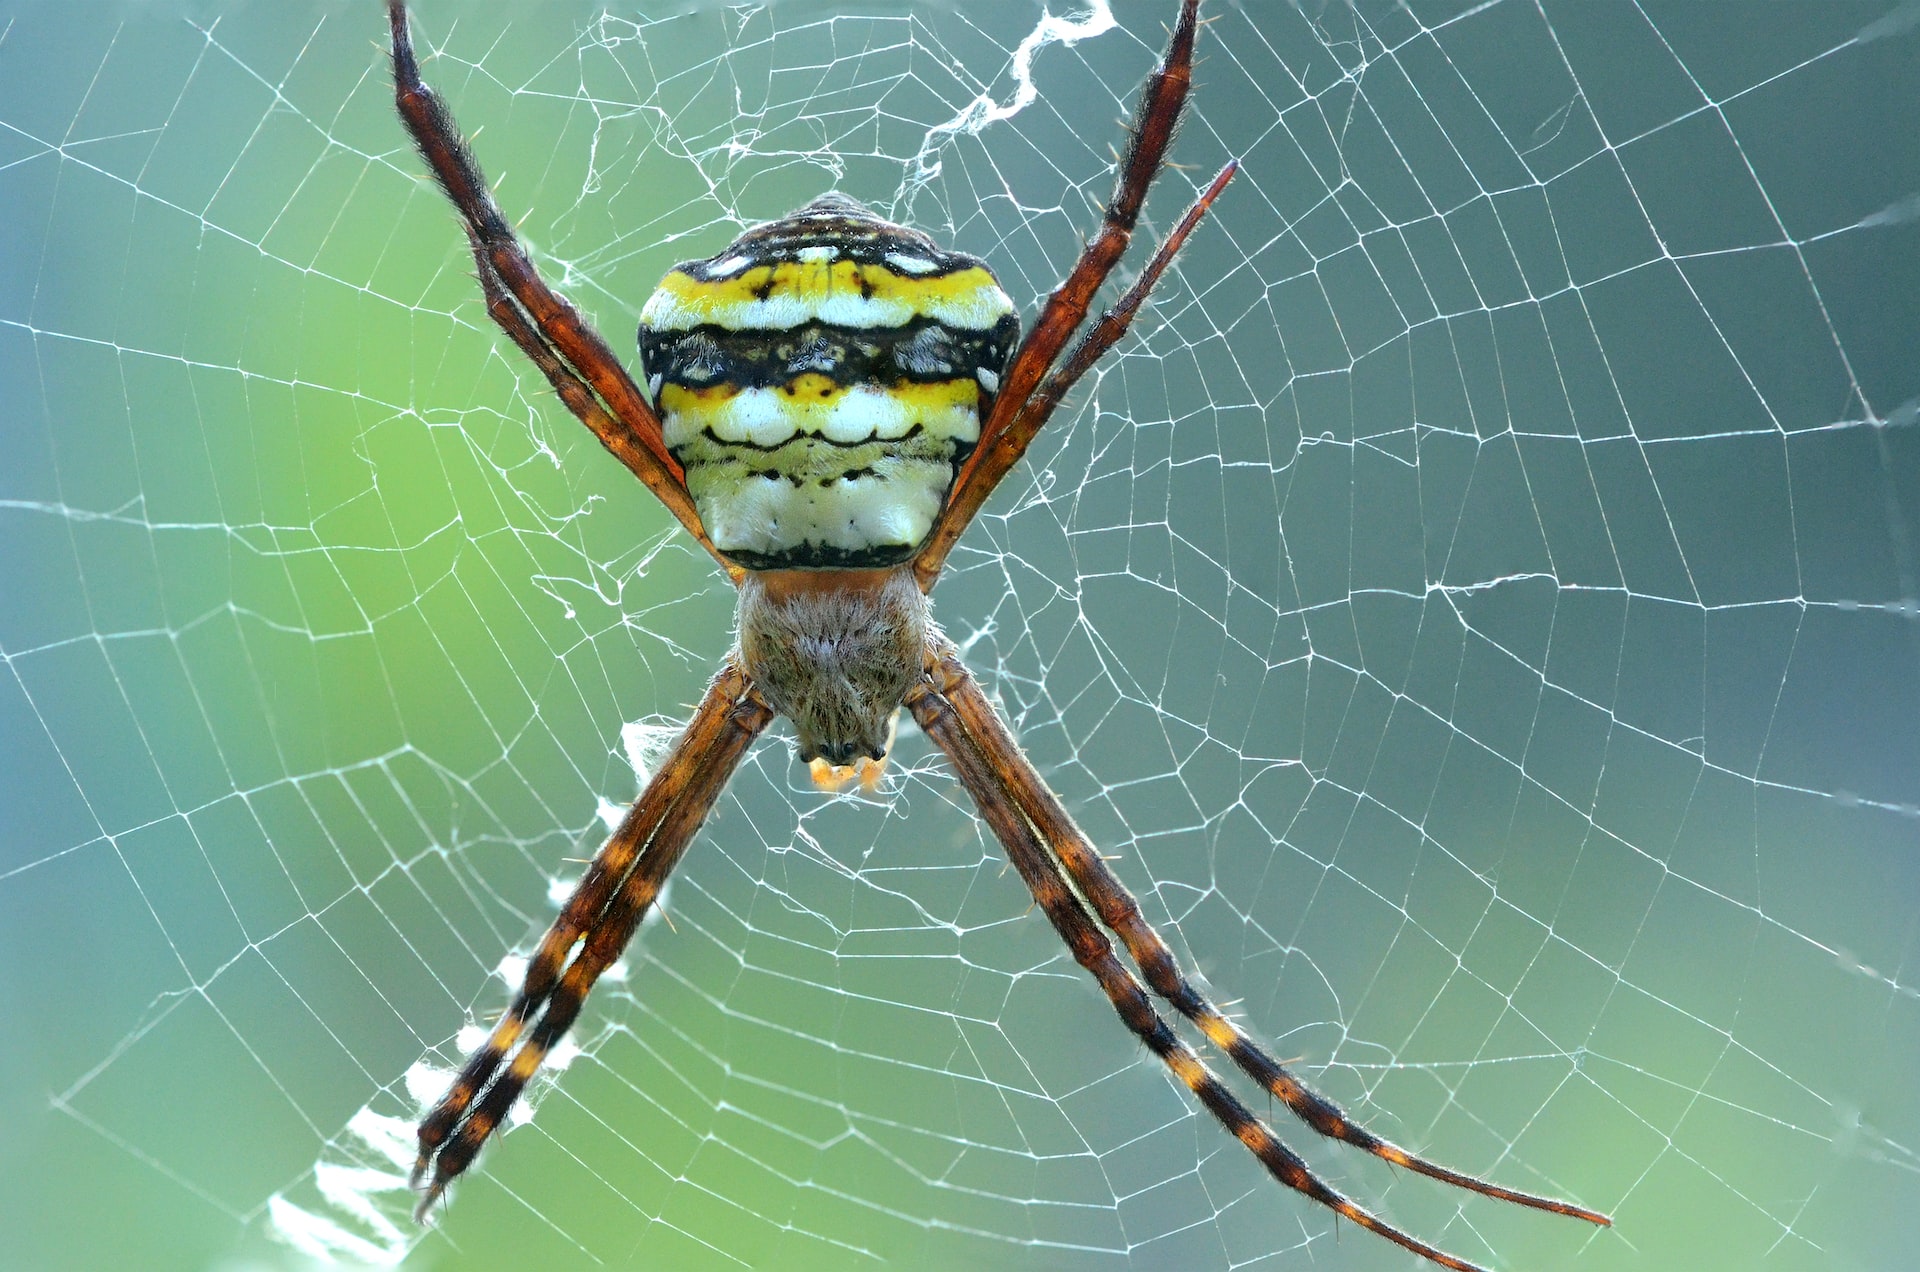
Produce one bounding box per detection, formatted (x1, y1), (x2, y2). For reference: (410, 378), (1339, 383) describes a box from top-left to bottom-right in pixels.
(2, 1), (1917, 1269)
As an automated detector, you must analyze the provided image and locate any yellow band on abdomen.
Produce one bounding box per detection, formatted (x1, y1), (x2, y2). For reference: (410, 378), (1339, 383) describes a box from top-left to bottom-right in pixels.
(638, 192), (1019, 570)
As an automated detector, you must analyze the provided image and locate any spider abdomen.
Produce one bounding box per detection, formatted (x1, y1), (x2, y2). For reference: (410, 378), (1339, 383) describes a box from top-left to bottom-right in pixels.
(638, 194), (1017, 570)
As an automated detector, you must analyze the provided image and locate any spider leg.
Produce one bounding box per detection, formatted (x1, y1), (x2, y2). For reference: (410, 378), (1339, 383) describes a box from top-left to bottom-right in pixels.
(466, 238), (741, 582)
(914, 0), (1233, 589)
(412, 662), (774, 1219)
(908, 655), (1509, 1272)
(927, 644), (1612, 1230)
(1006, 160), (1235, 453)
(388, 1), (731, 575)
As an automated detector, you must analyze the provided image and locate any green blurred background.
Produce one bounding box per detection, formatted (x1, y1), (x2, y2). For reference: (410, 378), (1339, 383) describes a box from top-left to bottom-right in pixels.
(2, 2), (1916, 1270)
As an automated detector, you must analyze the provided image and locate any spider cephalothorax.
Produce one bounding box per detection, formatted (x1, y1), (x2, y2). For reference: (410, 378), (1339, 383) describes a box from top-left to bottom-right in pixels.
(390, 3), (1610, 1266)
(735, 565), (924, 766)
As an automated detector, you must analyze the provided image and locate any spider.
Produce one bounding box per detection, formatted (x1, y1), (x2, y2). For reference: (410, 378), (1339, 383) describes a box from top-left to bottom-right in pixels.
(389, 3), (1609, 1267)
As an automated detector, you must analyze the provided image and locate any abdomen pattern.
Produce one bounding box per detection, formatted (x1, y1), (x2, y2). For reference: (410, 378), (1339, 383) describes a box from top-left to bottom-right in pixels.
(638, 194), (1019, 570)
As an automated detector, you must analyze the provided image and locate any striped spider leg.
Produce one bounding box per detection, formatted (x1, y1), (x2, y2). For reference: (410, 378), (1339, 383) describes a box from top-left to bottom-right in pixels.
(387, 0), (735, 583)
(908, 644), (1610, 1272)
(407, 661), (771, 1217)
(389, 0), (1609, 1264)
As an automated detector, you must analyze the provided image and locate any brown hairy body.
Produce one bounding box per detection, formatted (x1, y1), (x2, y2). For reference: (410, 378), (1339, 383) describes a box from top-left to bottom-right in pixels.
(736, 567), (928, 766)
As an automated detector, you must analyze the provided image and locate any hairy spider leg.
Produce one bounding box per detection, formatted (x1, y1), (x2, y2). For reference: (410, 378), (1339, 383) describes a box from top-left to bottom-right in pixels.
(410, 661), (755, 1175)
(908, 648), (1513, 1272)
(466, 237), (742, 585)
(914, 0), (1230, 589)
(933, 646), (1612, 1228)
(1005, 160), (1235, 461)
(388, 0), (732, 575)
(412, 664), (774, 1217)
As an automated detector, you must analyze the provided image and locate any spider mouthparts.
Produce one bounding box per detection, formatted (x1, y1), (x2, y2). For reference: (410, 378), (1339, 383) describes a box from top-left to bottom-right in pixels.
(809, 754), (889, 793)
